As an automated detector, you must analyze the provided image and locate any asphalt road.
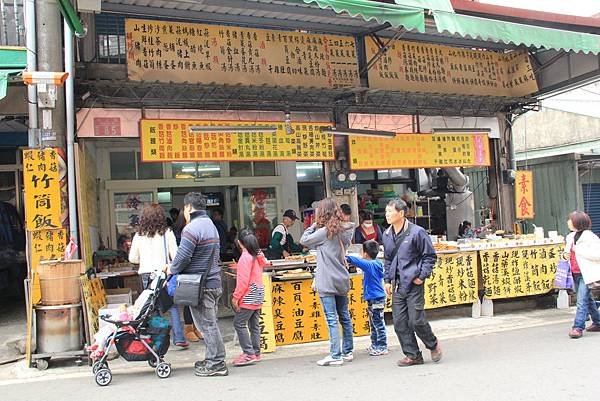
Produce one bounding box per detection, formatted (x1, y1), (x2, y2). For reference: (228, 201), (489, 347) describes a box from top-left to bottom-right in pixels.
(2, 322), (599, 401)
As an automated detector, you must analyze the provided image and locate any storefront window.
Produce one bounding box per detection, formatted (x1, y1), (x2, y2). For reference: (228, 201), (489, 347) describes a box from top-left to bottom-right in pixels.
(254, 162), (276, 176)
(230, 162), (276, 177)
(230, 162), (252, 177)
(114, 191), (153, 247)
(377, 169), (410, 180)
(296, 162), (323, 182)
(171, 162), (221, 179)
(242, 187), (278, 248)
(136, 152), (163, 179)
(110, 152), (136, 180)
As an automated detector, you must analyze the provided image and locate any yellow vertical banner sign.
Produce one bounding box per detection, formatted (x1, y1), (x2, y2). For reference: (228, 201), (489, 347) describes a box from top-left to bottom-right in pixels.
(79, 276), (107, 343)
(259, 273), (276, 353)
(29, 228), (67, 272)
(515, 170), (534, 219)
(270, 276), (369, 346)
(23, 148), (62, 230)
(480, 245), (560, 299)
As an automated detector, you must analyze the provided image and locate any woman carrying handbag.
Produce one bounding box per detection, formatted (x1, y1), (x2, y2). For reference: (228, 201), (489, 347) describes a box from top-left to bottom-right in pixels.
(562, 211), (600, 339)
(129, 203), (189, 348)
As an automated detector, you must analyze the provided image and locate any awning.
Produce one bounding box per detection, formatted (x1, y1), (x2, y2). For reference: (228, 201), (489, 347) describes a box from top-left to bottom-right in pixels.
(301, 0), (426, 32)
(393, 0), (453, 13)
(0, 47), (27, 101)
(433, 11), (600, 55)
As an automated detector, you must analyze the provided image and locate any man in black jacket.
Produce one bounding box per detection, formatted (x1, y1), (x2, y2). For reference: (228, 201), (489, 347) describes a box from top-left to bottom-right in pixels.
(383, 198), (442, 367)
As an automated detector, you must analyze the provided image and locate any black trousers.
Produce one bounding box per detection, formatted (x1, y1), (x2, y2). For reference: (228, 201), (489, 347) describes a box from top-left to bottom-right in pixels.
(392, 283), (438, 359)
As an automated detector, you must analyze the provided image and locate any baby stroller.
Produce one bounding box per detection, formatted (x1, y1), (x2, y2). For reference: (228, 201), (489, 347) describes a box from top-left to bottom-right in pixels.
(91, 273), (172, 386)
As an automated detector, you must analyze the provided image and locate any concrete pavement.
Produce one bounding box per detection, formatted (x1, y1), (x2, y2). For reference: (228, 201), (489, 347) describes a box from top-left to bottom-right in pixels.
(2, 319), (599, 401)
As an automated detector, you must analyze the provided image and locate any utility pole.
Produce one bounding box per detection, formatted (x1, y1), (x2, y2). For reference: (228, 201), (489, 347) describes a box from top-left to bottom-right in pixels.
(35, 0), (65, 148)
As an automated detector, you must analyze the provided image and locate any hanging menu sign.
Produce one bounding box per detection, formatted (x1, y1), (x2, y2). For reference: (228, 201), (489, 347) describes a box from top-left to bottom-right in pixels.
(367, 38), (538, 97)
(125, 18), (359, 89)
(23, 148), (62, 230)
(139, 119), (335, 162)
(349, 133), (490, 170)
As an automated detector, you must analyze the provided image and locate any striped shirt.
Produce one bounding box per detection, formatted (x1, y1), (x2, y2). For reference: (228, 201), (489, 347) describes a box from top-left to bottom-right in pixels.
(170, 210), (222, 289)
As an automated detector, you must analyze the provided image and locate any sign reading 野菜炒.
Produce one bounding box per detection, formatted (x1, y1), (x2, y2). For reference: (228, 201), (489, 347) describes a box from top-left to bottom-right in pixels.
(23, 149), (62, 230)
(481, 245), (560, 299)
(515, 170), (534, 219)
(140, 119), (335, 162)
(349, 133), (490, 170)
(367, 38), (538, 97)
(125, 18), (359, 89)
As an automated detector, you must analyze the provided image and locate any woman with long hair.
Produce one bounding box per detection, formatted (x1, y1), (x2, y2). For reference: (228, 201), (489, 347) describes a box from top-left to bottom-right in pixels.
(301, 198), (355, 366)
(563, 211), (600, 339)
(129, 203), (189, 348)
(231, 229), (268, 366)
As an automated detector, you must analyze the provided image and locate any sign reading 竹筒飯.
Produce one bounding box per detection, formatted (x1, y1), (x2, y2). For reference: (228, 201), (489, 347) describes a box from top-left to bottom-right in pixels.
(349, 133), (490, 170)
(367, 38), (538, 97)
(139, 119), (335, 162)
(125, 18), (359, 89)
(23, 149), (62, 230)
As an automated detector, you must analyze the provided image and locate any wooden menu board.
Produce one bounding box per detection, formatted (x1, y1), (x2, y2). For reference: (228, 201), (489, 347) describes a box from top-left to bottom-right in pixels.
(367, 38), (538, 97)
(125, 18), (359, 89)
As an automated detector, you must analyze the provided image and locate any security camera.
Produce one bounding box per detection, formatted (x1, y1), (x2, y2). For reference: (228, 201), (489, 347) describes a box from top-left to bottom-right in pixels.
(22, 72), (69, 86)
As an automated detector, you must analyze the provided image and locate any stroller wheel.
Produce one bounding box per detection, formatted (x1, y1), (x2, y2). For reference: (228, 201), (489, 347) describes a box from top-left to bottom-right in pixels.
(156, 362), (171, 379)
(95, 369), (112, 386)
(92, 361), (108, 374)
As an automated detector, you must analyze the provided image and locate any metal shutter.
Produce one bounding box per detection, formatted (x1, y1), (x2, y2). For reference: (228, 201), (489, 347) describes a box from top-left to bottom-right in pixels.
(582, 184), (600, 236)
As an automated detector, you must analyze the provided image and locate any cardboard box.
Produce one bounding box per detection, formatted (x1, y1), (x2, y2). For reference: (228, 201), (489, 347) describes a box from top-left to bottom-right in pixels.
(105, 288), (133, 305)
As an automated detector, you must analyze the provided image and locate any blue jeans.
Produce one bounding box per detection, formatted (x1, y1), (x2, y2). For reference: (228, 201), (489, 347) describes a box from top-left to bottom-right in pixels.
(368, 297), (387, 350)
(573, 274), (600, 330)
(319, 295), (354, 359)
(169, 306), (186, 344)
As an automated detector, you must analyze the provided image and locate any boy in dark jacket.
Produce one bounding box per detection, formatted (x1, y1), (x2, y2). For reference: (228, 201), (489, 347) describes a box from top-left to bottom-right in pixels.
(382, 198), (442, 367)
(346, 240), (388, 356)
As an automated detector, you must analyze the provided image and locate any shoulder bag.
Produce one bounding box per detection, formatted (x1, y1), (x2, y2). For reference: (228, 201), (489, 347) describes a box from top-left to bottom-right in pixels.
(173, 244), (215, 307)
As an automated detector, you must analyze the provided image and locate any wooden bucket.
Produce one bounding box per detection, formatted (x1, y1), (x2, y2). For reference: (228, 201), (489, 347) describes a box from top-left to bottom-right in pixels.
(37, 260), (86, 305)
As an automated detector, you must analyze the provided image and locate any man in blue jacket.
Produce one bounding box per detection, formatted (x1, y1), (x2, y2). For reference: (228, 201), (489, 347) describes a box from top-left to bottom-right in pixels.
(169, 192), (227, 377)
(383, 198), (442, 367)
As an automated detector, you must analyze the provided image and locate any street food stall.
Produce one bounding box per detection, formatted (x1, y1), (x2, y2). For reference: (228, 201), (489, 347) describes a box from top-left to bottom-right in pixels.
(226, 233), (562, 354)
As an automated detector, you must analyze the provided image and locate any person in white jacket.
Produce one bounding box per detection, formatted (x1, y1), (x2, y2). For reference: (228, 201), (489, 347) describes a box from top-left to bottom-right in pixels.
(562, 211), (600, 339)
(129, 203), (188, 348)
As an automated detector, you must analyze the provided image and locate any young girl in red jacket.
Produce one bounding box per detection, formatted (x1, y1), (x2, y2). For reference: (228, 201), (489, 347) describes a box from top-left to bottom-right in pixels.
(231, 229), (268, 366)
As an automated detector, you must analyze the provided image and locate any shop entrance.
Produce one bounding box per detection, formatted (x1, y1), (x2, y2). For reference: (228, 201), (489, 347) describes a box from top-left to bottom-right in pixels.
(110, 184), (282, 260)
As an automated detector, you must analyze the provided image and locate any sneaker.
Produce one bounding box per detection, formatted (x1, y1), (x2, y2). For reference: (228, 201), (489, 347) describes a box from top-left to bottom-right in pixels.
(195, 362), (229, 377)
(233, 353), (256, 367)
(342, 352), (354, 362)
(586, 323), (600, 332)
(397, 355), (424, 367)
(175, 341), (190, 349)
(365, 345), (374, 354)
(430, 345), (443, 363)
(254, 354), (262, 363)
(369, 348), (389, 356)
(194, 360), (206, 369)
(316, 355), (343, 366)
(569, 328), (583, 339)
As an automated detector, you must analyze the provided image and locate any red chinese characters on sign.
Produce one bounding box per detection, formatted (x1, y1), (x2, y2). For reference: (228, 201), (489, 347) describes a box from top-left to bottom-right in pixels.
(515, 170), (534, 219)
